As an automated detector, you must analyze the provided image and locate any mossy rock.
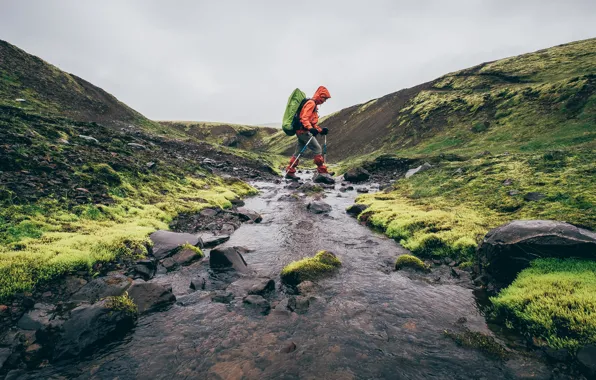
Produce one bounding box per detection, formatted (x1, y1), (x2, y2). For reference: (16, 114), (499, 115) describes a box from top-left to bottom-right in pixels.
(280, 251), (341, 286)
(395, 254), (430, 272)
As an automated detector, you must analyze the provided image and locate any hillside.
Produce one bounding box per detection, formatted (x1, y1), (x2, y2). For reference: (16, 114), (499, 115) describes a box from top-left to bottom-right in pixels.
(322, 38), (595, 162)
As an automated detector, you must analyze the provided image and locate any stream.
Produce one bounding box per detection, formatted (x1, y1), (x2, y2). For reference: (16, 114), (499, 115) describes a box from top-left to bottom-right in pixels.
(17, 173), (554, 380)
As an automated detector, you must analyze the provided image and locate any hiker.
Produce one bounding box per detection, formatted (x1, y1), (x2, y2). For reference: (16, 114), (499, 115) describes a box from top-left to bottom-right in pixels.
(285, 86), (331, 180)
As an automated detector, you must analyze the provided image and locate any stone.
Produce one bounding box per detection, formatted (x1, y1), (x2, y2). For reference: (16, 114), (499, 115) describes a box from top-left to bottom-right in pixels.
(63, 276), (88, 296)
(200, 208), (218, 217)
(243, 295), (270, 313)
(78, 135), (99, 143)
(236, 207), (262, 223)
(0, 347), (11, 369)
(313, 173), (335, 184)
(356, 187), (369, 193)
(134, 259), (155, 280)
(71, 274), (132, 303)
(17, 303), (56, 331)
(405, 162), (432, 179)
(201, 235), (230, 248)
(149, 230), (203, 260)
(346, 204), (369, 217)
(172, 247), (203, 266)
(211, 291), (234, 303)
(502, 178), (513, 186)
(343, 167), (370, 183)
(220, 223), (236, 235)
(52, 298), (136, 361)
(296, 281), (317, 295)
(278, 194), (300, 202)
(307, 201), (332, 214)
(524, 192), (546, 201)
(228, 278), (275, 297)
(146, 161), (156, 169)
(508, 190), (520, 196)
(209, 247), (249, 273)
(476, 220), (596, 290)
(281, 342), (297, 353)
(127, 280), (176, 313)
(161, 257), (177, 271)
(577, 344), (596, 378)
(190, 277), (206, 291)
(230, 198), (245, 207)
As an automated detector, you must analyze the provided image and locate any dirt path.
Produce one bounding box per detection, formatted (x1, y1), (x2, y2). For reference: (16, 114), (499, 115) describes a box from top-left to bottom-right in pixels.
(19, 174), (555, 380)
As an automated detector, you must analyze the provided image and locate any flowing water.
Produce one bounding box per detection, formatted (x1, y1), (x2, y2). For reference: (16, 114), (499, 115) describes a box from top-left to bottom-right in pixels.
(18, 174), (553, 380)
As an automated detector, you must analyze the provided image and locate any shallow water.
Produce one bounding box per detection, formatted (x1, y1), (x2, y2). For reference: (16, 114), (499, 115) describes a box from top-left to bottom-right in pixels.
(18, 174), (552, 380)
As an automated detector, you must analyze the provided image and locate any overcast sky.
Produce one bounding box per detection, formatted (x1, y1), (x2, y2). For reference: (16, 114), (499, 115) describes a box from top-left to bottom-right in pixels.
(1, 1), (595, 125)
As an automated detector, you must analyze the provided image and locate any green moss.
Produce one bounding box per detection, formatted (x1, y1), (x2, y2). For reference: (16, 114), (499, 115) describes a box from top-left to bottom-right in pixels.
(444, 329), (509, 359)
(491, 259), (596, 350)
(280, 250), (341, 286)
(395, 254), (429, 271)
(106, 292), (138, 316)
(83, 163), (122, 185)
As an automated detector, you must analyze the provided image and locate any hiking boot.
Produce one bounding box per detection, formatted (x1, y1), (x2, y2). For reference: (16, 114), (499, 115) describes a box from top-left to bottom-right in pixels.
(285, 172), (299, 181)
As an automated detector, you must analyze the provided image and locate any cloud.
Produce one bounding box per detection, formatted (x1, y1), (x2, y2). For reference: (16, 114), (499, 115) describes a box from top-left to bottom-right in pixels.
(1, 0), (595, 124)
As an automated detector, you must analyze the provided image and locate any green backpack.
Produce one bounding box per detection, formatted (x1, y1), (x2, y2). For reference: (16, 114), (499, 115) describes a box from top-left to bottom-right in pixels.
(281, 88), (310, 136)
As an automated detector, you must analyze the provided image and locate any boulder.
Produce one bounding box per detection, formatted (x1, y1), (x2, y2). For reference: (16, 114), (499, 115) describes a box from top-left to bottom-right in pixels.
(149, 230), (203, 260)
(71, 274), (132, 303)
(172, 247), (203, 266)
(405, 162), (432, 179)
(201, 235), (230, 248)
(524, 192), (546, 202)
(346, 204), (369, 217)
(243, 295), (270, 314)
(313, 173), (335, 184)
(343, 167), (370, 183)
(476, 220), (596, 289)
(127, 281), (176, 313)
(228, 278), (275, 297)
(190, 277), (206, 291)
(52, 298), (136, 361)
(577, 344), (596, 378)
(17, 303), (57, 331)
(133, 259), (155, 280)
(236, 207), (262, 223)
(307, 201), (332, 214)
(209, 247), (249, 273)
(356, 187), (369, 193)
(211, 291), (234, 303)
(220, 223), (236, 235)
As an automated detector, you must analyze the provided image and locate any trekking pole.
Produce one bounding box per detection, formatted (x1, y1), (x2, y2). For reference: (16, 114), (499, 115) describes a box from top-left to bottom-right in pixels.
(323, 135), (327, 163)
(286, 136), (314, 173)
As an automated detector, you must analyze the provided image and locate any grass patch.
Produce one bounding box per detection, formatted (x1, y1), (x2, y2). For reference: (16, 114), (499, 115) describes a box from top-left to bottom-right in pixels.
(106, 292), (138, 316)
(444, 329), (509, 359)
(491, 258), (596, 351)
(280, 250), (341, 286)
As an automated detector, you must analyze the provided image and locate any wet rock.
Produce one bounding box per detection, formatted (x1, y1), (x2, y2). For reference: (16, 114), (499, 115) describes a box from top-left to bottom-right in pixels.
(356, 187), (369, 193)
(313, 173), (335, 184)
(288, 296), (310, 314)
(63, 276), (88, 296)
(220, 223), (236, 235)
(405, 162), (432, 179)
(343, 167), (370, 183)
(190, 277), (206, 291)
(17, 303), (56, 331)
(286, 181), (302, 190)
(278, 194), (300, 202)
(307, 200), (332, 214)
(133, 259), (155, 280)
(172, 247), (203, 266)
(127, 280), (176, 313)
(200, 208), (218, 217)
(296, 281), (317, 295)
(71, 274), (132, 303)
(53, 298), (136, 361)
(236, 207), (262, 223)
(149, 230), (203, 260)
(281, 341), (297, 353)
(211, 291), (234, 303)
(228, 278), (275, 297)
(243, 295), (270, 313)
(209, 247), (249, 273)
(161, 257), (177, 271)
(201, 234), (230, 248)
(78, 135), (98, 143)
(577, 344), (596, 378)
(230, 198), (245, 207)
(299, 182), (323, 193)
(477, 220), (596, 290)
(127, 143), (146, 150)
(524, 192), (546, 202)
(346, 204), (369, 217)
(0, 347), (11, 369)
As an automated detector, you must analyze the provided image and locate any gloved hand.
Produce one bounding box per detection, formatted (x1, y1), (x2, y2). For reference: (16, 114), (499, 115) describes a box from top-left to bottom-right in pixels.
(321, 127), (329, 135)
(309, 128), (319, 136)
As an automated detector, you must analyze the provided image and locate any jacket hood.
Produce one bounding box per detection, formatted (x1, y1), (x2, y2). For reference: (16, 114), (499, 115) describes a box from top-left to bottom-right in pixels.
(312, 86), (331, 103)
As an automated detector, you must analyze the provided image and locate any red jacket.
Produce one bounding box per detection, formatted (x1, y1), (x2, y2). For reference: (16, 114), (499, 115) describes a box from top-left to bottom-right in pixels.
(297, 86), (331, 134)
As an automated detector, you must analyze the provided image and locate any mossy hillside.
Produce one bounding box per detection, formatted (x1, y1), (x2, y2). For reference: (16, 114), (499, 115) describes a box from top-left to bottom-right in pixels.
(491, 259), (596, 351)
(280, 251), (341, 286)
(395, 254), (429, 272)
(0, 108), (258, 301)
(356, 149), (595, 262)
